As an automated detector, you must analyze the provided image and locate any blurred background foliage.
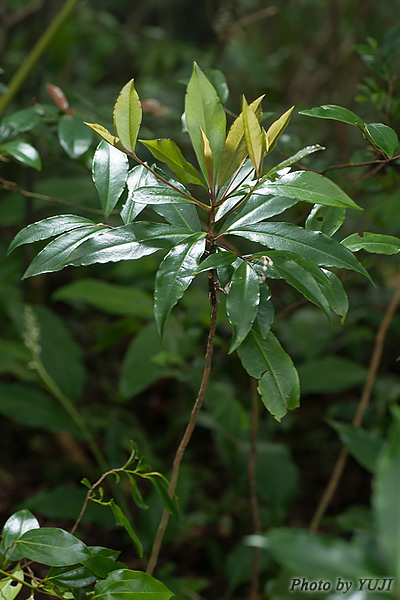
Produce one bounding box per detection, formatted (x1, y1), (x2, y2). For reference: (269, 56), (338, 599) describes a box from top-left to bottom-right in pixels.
(0, 1), (400, 598)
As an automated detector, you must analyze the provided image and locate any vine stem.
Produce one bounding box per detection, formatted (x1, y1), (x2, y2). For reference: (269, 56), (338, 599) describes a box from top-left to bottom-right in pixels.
(146, 281), (220, 576)
(0, 0), (80, 116)
(309, 265), (400, 533)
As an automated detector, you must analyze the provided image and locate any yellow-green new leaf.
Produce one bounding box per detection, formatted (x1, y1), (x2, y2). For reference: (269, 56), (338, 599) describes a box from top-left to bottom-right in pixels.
(242, 96), (263, 176)
(265, 106), (294, 154)
(113, 79), (142, 153)
(139, 138), (206, 188)
(218, 95), (264, 187)
(84, 123), (121, 148)
(200, 129), (213, 189)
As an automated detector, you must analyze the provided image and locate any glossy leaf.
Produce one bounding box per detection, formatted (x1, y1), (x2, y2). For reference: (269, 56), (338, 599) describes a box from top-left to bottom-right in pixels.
(16, 528), (89, 566)
(83, 552), (124, 579)
(113, 79), (142, 152)
(53, 278), (153, 317)
(4, 107), (42, 132)
(218, 98), (263, 187)
(319, 270), (348, 321)
(268, 252), (331, 318)
(109, 499), (143, 557)
(65, 223), (193, 268)
(374, 409), (400, 582)
(242, 96), (263, 175)
(264, 106), (294, 153)
(223, 195), (298, 231)
(342, 232), (400, 254)
(195, 250), (237, 273)
(364, 123), (398, 158)
(47, 564), (97, 589)
(253, 284), (274, 339)
(139, 138), (205, 187)
(205, 67), (229, 103)
(264, 144), (325, 179)
(8, 215), (95, 254)
(84, 122), (120, 147)
(238, 330), (300, 420)
(23, 225), (108, 278)
(256, 170), (362, 210)
(0, 140), (41, 170)
(151, 202), (200, 231)
(133, 184), (197, 206)
(0, 510), (39, 565)
(200, 128), (213, 187)
(121, 165), (158, 224)
(306, 204), (346, 235)
(154, 234), (206, 337)
(228, 222), (371, 279)
(185, 62), (226, 183)
(92, 140), (129, 217)
(94, 569), (174, 600)
(329, 420), (383, 473)
(299, 104), (365, 127)
(226, 261), (260, 353)
(58, 114), (92, 159)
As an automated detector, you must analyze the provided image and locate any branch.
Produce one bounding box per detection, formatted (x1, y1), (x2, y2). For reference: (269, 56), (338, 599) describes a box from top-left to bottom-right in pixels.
(146, 276), (220, 576)
(309, 265), (400, 532)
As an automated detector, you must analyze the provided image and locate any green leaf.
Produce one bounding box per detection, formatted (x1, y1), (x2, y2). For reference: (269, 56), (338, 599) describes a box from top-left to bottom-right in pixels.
(154, 234), (206, 337)
(0, 140), (41, 170)
(113, 79), (142, 152)
(299, 104), (365, 127)
(264, 144), (325, 179)
(47, 564), (97, 589)
(0, 383), (80, 437)
(94, 569), (174, 600)
(264, 106), (294, 154)
(0, 510), (39, 565)
(223, 195), (298, 231)
(228, 222), (371, 279)
(226, 261), (260, 353)
(65, 222), (193, 268)
(53, 278), (153, 317)
(329, 420), (383, 473)
(92, 140), (128, 217)
(133, 184), (197, 206)
(8, 215), (96, 254)
(195, 250), (237, 274)
(0, 565), (24, 600)
(374, 409), (400, 583)
(84, 122), (120, 148)
(364, 123), (399, 158)
(141, 474), (179, 518)
(126, 474), (148, 510)
(256, 170), (362, 210)
(218, 98), (263, 187)
(4, 107), (42, 132)
(253, 529), (378, 582)
(253, 284), (274, 339)
(185, 62), (226, 183)
(306, 204), (346, 235)
(139, 139), (205, 187)
(151, 201), (200, 232)
(23, 225), (108, 278)
(266, 252), (331, 318)
(109, 500), (143, 557)
(82, 551), (124, 579)
(58, 114), (93, 159)
(297, 357), (367, 394)
(342, 232), (400, 255)
(242, 96), (263, 175)
(121, 165), (157, 224)
(319, 270), (348, 321)
(205, 68), (229, 103)
(238, 330), (300, 420)
(16, 528), (89, 567)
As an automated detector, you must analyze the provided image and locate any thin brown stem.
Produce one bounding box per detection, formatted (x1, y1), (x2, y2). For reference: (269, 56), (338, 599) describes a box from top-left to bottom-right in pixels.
(309, 265), (400, 533)
(146, 283), (220, 576)
(248, 378), (262, 600)
(0, 177), (105, 215)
